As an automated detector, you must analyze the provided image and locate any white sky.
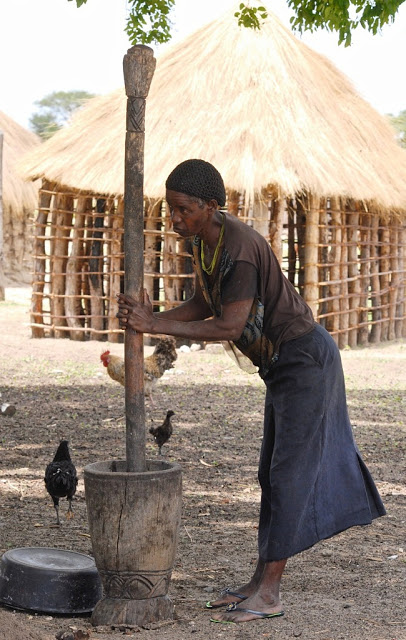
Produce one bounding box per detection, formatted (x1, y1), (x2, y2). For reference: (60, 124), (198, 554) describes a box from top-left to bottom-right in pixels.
(1, 0), (405, 131)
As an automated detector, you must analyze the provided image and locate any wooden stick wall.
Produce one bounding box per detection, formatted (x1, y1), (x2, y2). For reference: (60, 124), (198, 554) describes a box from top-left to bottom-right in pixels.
(284, 196), (406, 348)
(30, 185), (406, 346)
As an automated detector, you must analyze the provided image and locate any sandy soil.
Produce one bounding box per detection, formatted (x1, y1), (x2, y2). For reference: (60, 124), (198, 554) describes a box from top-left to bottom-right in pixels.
(0, 287), (405, 640)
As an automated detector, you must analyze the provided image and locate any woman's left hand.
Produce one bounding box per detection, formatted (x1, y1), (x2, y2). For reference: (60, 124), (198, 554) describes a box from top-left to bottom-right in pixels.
(116, 290), (154, 333)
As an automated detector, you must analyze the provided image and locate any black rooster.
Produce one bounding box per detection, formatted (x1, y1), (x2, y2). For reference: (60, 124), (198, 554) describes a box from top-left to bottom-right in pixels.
(44, 440), (78, 525)
(149, 410), (175, 455)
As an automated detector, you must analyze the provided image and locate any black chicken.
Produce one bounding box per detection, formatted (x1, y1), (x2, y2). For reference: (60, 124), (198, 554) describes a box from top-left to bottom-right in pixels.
(44, 440), (78, 525)
(149, 410), (175, 455)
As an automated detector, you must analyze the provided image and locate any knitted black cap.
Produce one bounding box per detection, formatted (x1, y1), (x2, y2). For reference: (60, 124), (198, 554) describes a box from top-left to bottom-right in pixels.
(165, 159), (226, 207)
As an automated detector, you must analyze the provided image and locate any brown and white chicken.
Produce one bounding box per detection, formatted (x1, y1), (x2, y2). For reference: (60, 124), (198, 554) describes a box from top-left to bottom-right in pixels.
(100, 337), (177, 403)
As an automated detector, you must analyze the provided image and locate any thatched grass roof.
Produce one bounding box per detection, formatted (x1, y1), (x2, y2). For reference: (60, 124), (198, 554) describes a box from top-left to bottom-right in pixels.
(0, 111), (40, 221)
(19, 5), (406, 211)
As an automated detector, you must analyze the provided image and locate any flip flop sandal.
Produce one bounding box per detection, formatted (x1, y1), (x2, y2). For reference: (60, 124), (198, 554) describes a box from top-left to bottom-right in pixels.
(211, 602), (285, 622)
(205, 587), (248, 609)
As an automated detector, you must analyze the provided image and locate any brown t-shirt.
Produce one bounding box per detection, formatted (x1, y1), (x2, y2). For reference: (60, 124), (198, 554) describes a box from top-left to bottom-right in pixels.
(219, 213), (314, 350)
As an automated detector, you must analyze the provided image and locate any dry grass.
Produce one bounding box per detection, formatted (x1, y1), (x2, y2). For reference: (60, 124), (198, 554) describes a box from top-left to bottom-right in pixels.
(18, 4), (406, 212)
(0, 110), (40, 221)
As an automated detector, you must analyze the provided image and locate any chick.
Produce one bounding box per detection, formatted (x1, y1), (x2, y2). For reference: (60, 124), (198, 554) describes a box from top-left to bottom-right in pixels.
(149, 410), (175, 455)
(44, 440), (78, 525)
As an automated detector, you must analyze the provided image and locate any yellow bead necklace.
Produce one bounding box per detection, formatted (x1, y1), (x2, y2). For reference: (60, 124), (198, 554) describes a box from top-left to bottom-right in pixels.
(201, 216), (225, 275)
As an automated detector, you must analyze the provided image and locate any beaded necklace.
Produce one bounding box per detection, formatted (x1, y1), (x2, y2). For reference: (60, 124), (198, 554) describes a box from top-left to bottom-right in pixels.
(200, 215), (225, 275)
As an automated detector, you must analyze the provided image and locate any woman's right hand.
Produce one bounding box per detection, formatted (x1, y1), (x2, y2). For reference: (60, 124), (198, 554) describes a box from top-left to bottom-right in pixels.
(116, 289), (154, 333)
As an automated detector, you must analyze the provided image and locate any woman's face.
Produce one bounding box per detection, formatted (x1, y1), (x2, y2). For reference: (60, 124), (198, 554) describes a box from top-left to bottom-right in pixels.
(166, 189), (213, 238)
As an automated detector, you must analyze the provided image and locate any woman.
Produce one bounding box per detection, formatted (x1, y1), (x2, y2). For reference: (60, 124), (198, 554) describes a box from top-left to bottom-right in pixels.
(117, 159), (385, 624)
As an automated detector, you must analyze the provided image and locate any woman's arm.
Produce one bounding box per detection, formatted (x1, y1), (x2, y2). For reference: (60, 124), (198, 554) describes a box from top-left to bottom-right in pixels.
(117, 284), (253, 342)
(154, 275), (213, 322)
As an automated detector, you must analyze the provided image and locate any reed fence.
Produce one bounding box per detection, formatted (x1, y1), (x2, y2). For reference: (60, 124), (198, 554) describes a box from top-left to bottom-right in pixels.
(30, 181), (405, 346)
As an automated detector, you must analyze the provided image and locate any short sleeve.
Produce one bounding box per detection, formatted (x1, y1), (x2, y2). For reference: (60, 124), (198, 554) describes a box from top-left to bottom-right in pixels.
(221, 261), (258, 305)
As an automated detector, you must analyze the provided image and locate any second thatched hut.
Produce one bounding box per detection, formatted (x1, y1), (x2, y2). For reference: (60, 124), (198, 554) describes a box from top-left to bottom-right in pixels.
(0, 111), (40, 285)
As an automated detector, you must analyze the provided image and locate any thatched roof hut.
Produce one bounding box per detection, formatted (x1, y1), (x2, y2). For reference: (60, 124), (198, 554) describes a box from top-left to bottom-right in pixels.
(0, 111), (40, 283)
(19, 5), (406, 345)
(21, 5), (406, 210)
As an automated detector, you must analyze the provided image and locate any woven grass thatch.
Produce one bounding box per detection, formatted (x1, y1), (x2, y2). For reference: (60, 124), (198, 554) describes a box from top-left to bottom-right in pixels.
(1, 110), (40, 221)
(19, 5), (406, 212)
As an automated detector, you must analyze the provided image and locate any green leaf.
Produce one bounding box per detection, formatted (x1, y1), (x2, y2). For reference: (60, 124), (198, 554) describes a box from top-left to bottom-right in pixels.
(67, 0), (406, 47)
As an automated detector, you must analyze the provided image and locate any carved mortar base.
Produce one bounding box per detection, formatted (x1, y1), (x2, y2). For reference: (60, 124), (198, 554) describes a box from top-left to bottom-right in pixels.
(84, 459), (182, 627)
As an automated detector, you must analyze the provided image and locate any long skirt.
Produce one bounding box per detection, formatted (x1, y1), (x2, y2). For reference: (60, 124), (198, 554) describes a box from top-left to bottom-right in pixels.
(258, 323), (386, 561)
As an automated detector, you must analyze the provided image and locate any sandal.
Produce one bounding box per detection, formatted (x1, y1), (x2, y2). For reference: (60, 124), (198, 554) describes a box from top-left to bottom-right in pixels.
(211, 602), (285, 622)
(205, 587), (248, 609)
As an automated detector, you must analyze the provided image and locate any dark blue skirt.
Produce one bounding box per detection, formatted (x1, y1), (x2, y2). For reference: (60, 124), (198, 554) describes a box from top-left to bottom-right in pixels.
(258, 324), (386, 561)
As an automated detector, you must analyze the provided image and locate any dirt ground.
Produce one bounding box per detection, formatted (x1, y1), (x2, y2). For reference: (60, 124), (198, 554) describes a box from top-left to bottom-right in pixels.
(0, 286), (405, 640)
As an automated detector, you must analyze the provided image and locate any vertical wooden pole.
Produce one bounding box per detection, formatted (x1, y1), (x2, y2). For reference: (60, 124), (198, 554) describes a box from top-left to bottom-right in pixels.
(107, 198), (123, 342)
(0, 132), (5, 301)
(287, 199), (296, 286)
(395, 225), (405, 339)
(31, 182), (53, 337)
(89, 198), (105, 338)
(379, 222), (390, 341)
(318, 198), (328, 329)
(252, 192), (270, 239)
(66, 195), (88, 340)
(144, 197), (161, 312)
(370, 215), (381, 343)
(326, 197), (341, 340)
(269, 198), (284, 265)
(358, 213), (370, 346)
(52, 192), (73, 338)
(388, 224), (398, 341)
(163, 212), (177, 308)
(296, 196), (306, 298)
(304, 193), (320, 318)
(339, 202), (349, 349)
(123, 46), (156, 472)
(347, 203), (360, 348)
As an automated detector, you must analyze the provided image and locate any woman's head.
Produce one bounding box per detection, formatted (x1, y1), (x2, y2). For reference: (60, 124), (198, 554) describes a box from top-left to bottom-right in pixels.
(165, 159), (226, 207)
